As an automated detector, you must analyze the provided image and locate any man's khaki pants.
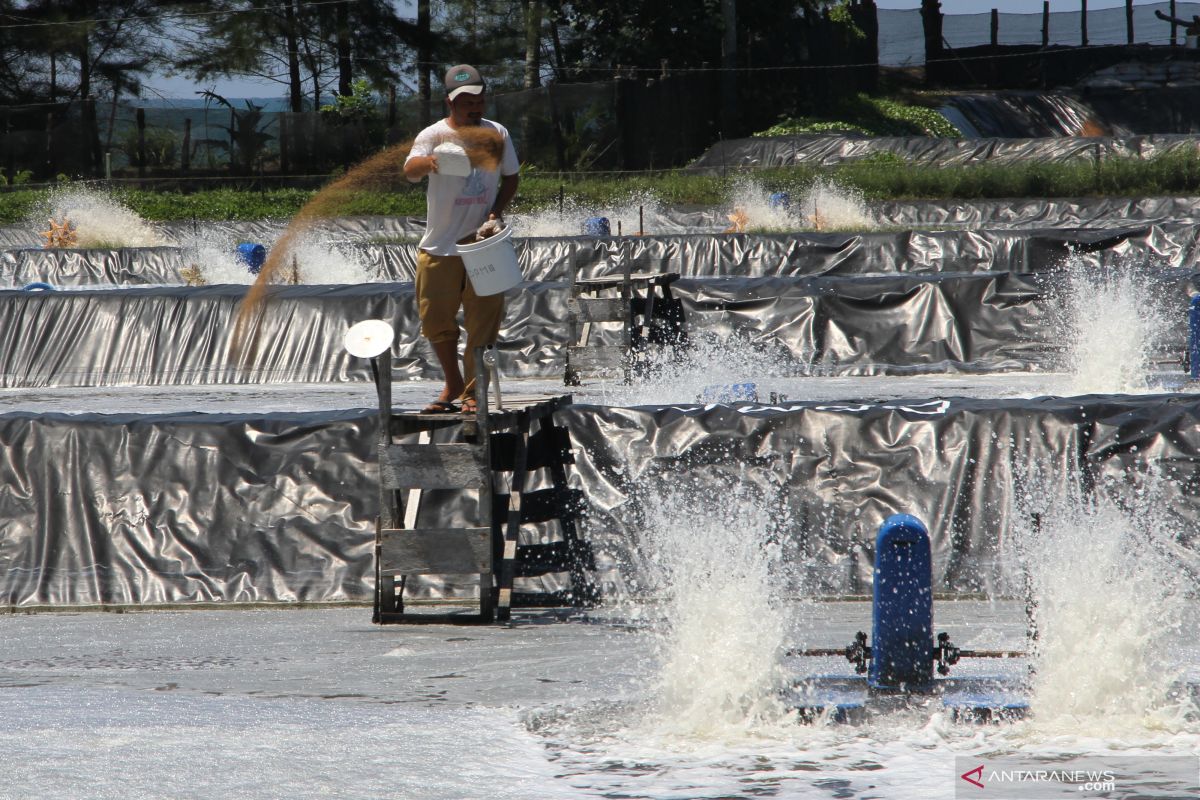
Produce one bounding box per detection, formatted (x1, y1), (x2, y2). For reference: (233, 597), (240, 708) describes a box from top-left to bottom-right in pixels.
(415, 249), (505, 402)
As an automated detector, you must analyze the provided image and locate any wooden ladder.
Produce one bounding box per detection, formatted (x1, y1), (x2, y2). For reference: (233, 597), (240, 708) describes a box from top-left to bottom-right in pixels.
(565, 259), (683, 385)
(371, 347), (594, 623)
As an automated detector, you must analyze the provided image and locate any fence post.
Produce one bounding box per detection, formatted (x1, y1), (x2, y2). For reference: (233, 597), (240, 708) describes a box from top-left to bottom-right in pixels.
(278, 113), (288, 175)
(3, 111), (11, 188)
(1081, 0), (1088, 46)
(1171, 0), (1178, 45)
(1042, 1), (1049, 46)
(921, 0), (944, 63)
(45, 112), (55, 179)
(1126, 0), (1134, 44)
(182, 118), (191, 174)
(990, 9), (999, 87)
(136, 106), (146, 181)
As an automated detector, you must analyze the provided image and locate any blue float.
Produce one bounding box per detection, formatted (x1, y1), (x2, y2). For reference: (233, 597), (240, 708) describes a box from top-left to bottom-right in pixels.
(21, 281), (56, 292)
(870, 514), (934, 690)
(236, 243), (267, 275)
(697, 382), (758, 404)
(581, 216), (611, 237)
(784, 514), (1031, 724)
(768, 191), (791, 210)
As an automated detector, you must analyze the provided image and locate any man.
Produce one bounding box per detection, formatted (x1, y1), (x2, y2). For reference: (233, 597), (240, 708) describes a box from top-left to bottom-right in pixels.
(404, 64), (520, 413)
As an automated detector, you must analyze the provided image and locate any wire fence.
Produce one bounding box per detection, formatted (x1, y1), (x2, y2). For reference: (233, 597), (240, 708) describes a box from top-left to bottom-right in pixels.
(4, 3), (1200, 184)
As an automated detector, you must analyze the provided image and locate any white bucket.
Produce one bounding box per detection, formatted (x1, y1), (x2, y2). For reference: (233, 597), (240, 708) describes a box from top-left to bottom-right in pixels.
(433, 142), (472, 177)
(456, 224), (522, 295)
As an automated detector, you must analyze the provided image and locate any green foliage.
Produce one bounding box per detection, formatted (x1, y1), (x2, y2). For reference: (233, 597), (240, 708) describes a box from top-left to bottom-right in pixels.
(757, 93), (961, 138)
(320, 80), (380, 123)
(198, 90), (276, 175)
(828, 1), (866, 40)
(7, 150), (1200, 224)
(119, 127), (180, 169)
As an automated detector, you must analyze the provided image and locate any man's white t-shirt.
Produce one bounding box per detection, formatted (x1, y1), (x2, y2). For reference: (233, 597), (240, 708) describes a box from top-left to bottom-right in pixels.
(405, 118), (520, 256)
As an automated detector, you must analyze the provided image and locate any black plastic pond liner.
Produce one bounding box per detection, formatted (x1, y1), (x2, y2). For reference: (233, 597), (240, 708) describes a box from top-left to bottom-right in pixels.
(5, 394), (1200, 605)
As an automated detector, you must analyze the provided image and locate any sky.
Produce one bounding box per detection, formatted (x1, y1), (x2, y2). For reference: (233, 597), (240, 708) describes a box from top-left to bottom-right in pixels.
(141, 0), (1182, 100)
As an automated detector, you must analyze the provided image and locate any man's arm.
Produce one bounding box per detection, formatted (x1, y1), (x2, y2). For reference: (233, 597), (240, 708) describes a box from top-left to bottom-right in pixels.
(404, 154), (438, 182)
(489, 173), (519, 219)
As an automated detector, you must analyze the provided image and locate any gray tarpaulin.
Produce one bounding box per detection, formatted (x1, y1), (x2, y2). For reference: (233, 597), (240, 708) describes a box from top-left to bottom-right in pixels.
(5, 394), (1200, 605)
(690, 134), (1200, 170)
(0, 410), (378, 605)
(0, 284), (410, 387)
(560, 395), (1200, 599)
(4, 224), (1200, 288)
(0, 267), (1192, 388)
(7, 195), (1200, 252)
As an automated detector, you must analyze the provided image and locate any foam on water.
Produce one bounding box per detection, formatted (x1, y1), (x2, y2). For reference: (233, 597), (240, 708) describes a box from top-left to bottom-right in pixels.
(35, 187), (166, 248)
(1059, 260), (1172, 395)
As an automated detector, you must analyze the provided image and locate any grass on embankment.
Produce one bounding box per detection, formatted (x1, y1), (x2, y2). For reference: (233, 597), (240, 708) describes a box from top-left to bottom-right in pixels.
(4, 149), (1200, 224)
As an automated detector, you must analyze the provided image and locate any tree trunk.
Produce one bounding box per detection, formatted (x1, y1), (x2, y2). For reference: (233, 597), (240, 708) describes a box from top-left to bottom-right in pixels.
(284, 1), (304, 112)
(336, 0), (352, 96)
(418, 0), (432, 126)
(524, 0), (542, 89)
(719, 0), (737, 137)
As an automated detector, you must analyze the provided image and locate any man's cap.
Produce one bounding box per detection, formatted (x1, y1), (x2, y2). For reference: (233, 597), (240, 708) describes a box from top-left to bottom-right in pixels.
(444, 64), (485, 100)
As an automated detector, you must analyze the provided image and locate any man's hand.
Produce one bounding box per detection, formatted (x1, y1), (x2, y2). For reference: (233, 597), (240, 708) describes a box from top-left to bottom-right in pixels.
(404, 154), (439, 182)
(476, 215), (504, 241)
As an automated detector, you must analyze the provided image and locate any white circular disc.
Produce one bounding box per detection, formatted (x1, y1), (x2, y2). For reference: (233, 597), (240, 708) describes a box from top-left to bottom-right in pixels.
(343, 319), (395, 358)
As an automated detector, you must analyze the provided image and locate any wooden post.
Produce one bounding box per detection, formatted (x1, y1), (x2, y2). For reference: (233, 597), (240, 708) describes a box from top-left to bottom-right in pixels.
(921, 0), (944, 63)
(45, 111), (54, 178)
(1126, 0), (1134, 44)
(181, 118), (191, 174)
(136, 107), (146, 180)
(1171, 0), (1178, 45)
(990, 9), (999, 87)
(278, 113), (288, 174)
(1081, 0), (1088, 47)
(3, 111), (13, 188)
(1042, 1), (1049, 47)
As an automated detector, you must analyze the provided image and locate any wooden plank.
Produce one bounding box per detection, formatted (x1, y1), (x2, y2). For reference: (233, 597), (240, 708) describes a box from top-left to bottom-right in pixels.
(495, 412), (530, 622)
(567, 345), (626, 373)
(491, 487), (585, 525)
(567, 297), (627, 323)
(574, 271), (663, 288)
(380, 527), (492, 574)
(379, 443), (485, 490)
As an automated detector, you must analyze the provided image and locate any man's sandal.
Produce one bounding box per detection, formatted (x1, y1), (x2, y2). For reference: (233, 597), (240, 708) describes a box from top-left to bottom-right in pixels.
(420, 400), (459, 414)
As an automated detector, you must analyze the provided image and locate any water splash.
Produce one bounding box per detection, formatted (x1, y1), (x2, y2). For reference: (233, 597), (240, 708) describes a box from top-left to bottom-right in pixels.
(795, 178), (873, 232)
(35, 187), (165, 248)
(1059, 261), (1173, 395)
(601, 330), (803, 407)
(721, 176), (874, 234)
(1013, 467), (1198, 736)
(177, 229), (372, 285)
(511, 189), (666, 238)
(629, 475), (794, 740)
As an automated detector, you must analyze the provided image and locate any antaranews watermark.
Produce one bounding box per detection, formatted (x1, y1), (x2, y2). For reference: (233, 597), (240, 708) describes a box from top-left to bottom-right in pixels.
(954, 755), (1198, 799)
